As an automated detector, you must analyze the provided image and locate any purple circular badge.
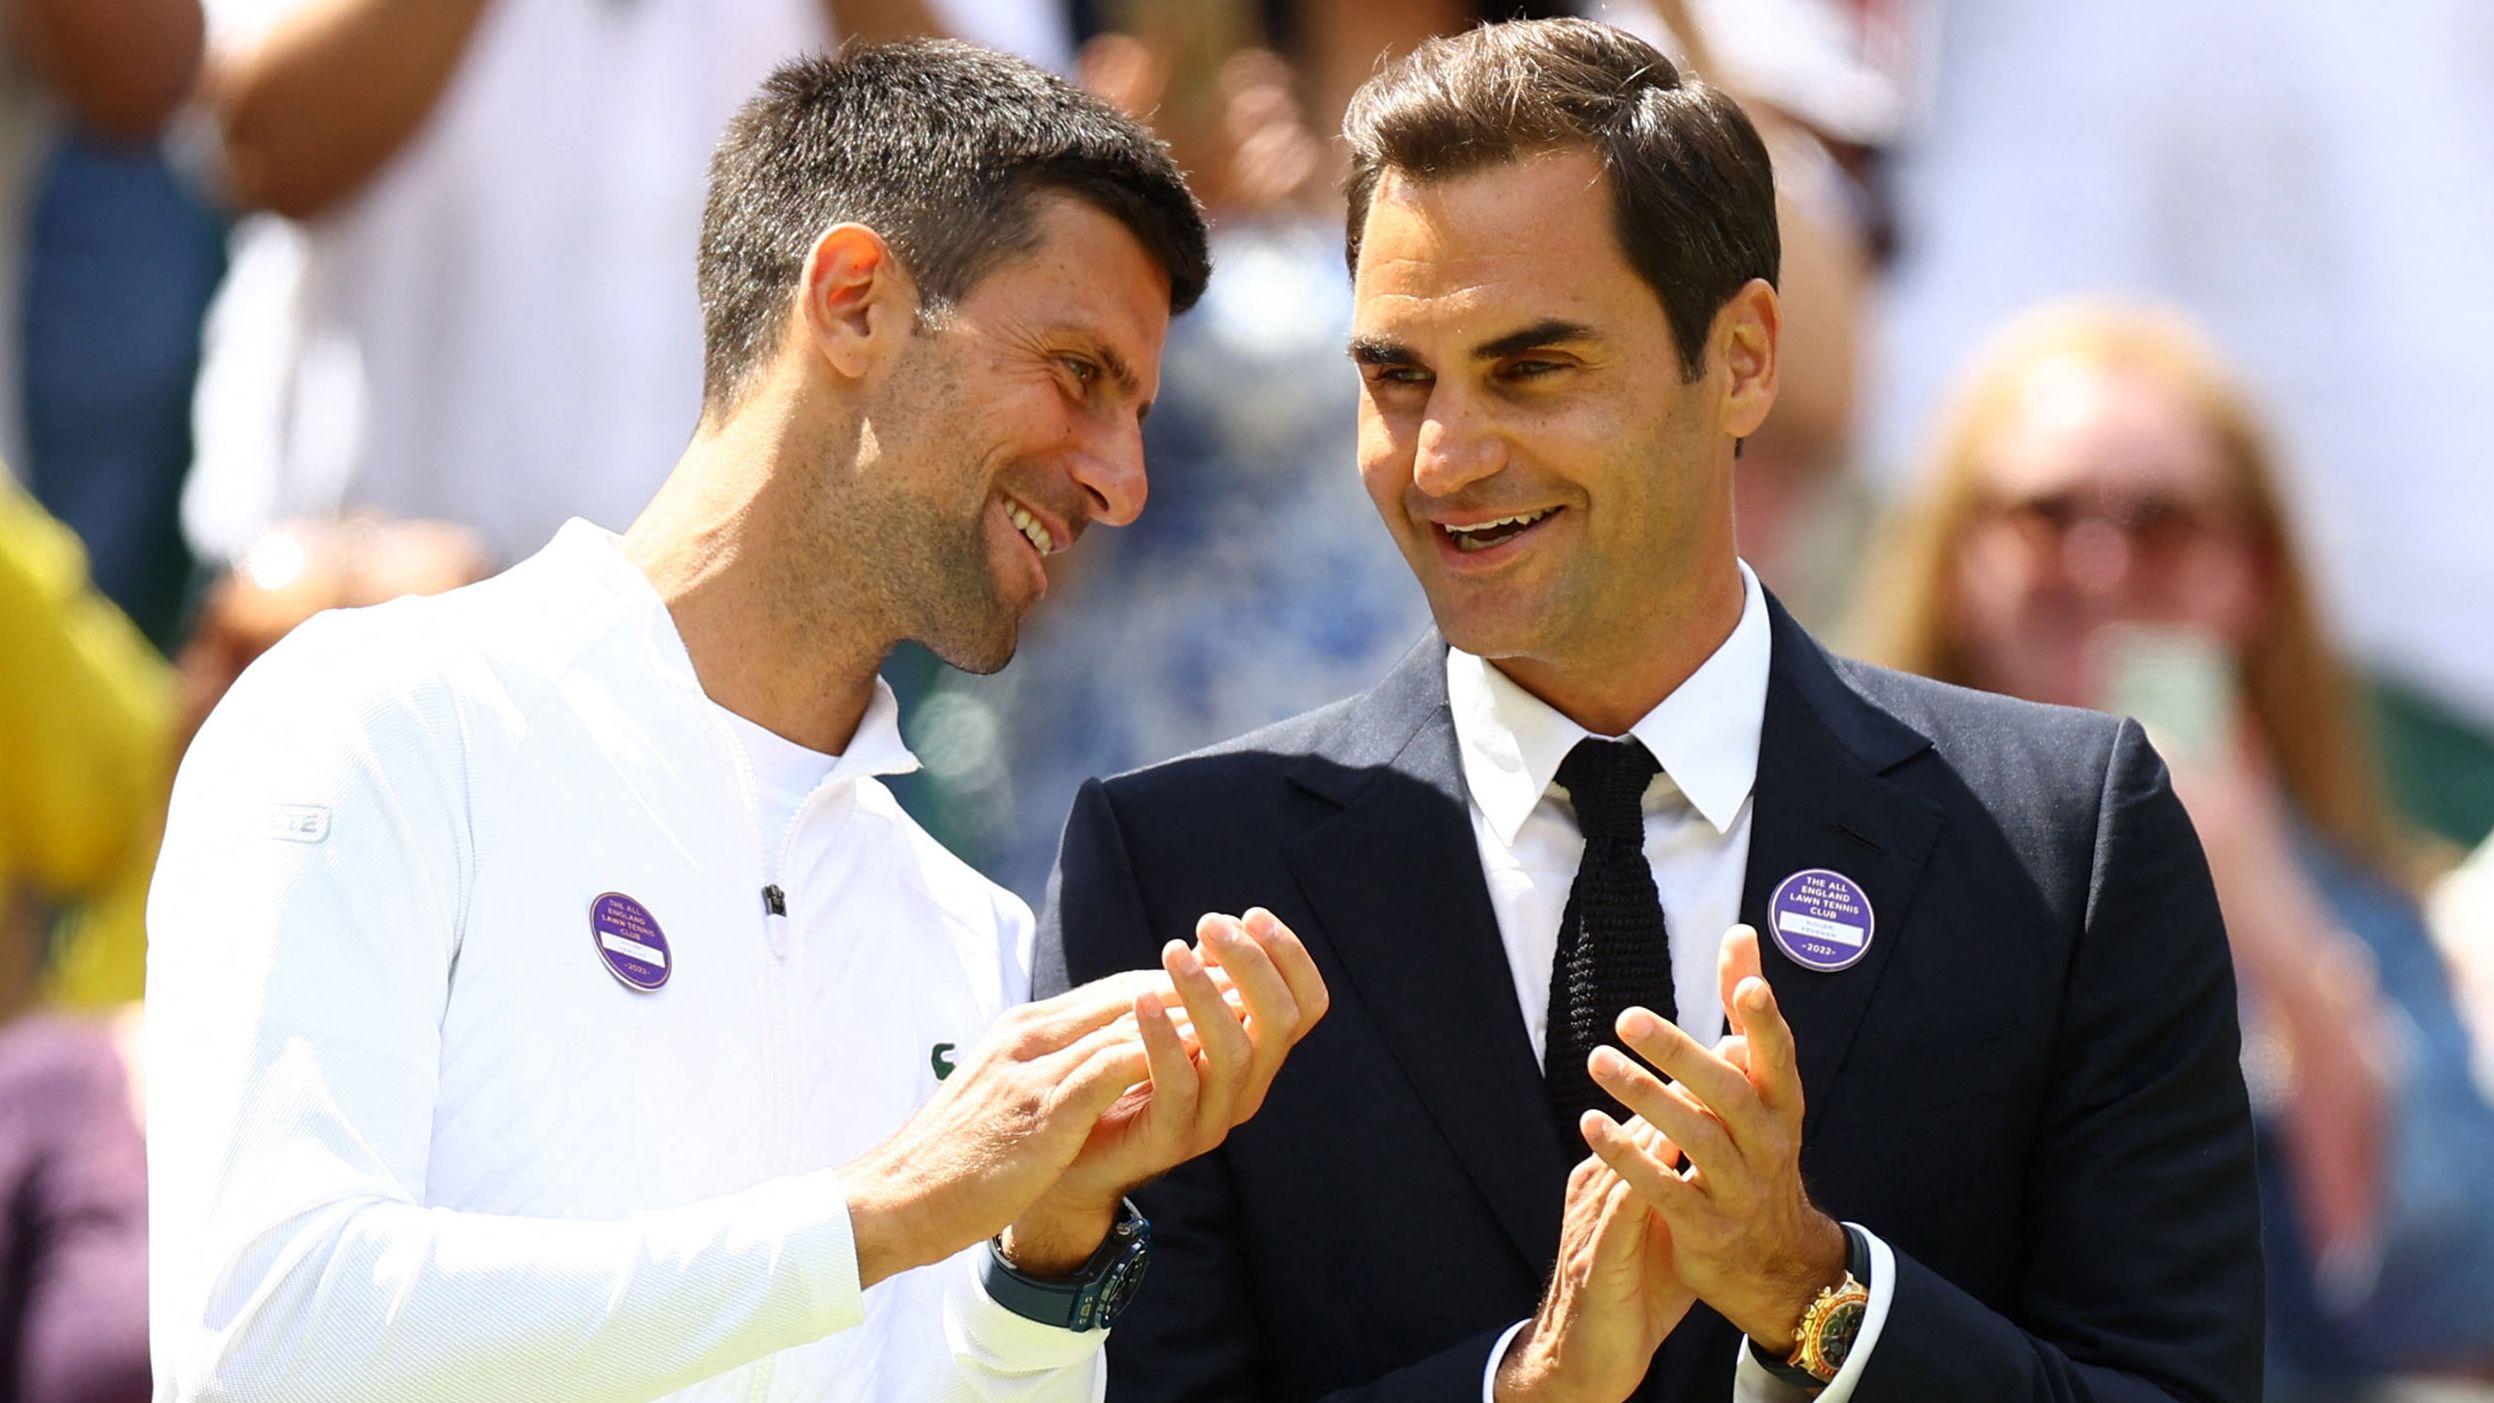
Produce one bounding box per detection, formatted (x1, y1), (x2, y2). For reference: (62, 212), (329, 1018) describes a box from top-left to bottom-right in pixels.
(590, 892), (671, 991)
(1768, 868), (1875, 973)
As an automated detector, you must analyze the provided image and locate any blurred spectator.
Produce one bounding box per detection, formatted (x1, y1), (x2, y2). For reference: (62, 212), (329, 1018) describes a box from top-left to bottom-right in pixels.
(0, 1005), (151, 1403)
(0, 473), (162, 1398)
(1866, 0), (2494, 848)
(0, 0), (202, 475)
(1856, 301), (2494, 1396)
(0, 475), (173, 1013)
(20, 132), (224, 651)
(173, 514), (491, 751)
(179, 0), (1053, 574)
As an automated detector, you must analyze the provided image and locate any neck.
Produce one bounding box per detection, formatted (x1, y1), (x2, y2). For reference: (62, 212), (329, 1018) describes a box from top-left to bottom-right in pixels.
(1492, 559), (1748, 737)
(622, 392), (887, 755)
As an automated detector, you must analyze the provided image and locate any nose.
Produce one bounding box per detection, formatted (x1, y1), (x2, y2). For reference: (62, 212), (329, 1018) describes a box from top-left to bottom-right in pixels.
(1072, 416), (1148, 529)
(1412, 393), (1506, 498)
(2059, 518), (2137, 596)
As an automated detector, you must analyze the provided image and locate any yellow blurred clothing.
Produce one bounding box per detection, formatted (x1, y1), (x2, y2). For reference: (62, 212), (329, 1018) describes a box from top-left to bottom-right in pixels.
(0, 474), (171, 1007)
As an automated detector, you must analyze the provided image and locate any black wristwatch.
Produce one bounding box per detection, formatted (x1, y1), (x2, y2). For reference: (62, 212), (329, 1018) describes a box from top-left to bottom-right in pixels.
(979, 1198), (1152, 1332)
(1751, 1224), (1872, 1390)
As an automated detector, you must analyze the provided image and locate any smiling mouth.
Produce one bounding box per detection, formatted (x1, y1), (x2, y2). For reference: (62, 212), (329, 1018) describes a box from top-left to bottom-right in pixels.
(1440, 508), (1558, 553)
(1004, 497), (1057, 556)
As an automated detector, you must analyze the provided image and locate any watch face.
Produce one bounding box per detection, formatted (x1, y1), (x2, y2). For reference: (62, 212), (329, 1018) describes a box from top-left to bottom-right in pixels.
(1097, 1252), (1149, 1319)
(1819, 1299), (1866, 1367)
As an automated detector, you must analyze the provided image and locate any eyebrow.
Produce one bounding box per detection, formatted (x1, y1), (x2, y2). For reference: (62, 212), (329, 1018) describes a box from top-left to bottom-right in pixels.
(1078, 336), (1152, 422)
(1349, 334), (1418, 367)
(1348, 318), (1601, 367)
(1472, 319), (1599, 362)
(1094, 344), (1142, 399)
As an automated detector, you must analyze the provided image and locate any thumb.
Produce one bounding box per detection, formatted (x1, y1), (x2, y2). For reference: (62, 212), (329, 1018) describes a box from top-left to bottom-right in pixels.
(1586, 1176), (1651, 1295)
(1718, 923), (1763, 1035)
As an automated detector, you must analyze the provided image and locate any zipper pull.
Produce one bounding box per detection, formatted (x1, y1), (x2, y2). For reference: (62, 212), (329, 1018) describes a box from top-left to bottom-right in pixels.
(762, 884), (789, 958)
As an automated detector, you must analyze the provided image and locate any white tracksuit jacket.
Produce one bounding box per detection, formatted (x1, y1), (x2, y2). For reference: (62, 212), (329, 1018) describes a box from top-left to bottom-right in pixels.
(146, 520), (1107, 1402)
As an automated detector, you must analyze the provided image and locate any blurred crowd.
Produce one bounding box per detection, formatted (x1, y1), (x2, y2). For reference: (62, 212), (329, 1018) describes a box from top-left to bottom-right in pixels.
(3, 0), (2491, 1398)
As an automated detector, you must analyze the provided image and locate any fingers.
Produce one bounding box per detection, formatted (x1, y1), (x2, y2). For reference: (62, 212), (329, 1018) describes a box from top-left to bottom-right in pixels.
(1190, 911), (1312, 1123)
(1196, 913), (1301, 1053)
(1710, 924), (1801, 1111)
(1729, 973), (1804, 1113)
(1625, 1113), (1684, 1172)
(1715, 1034), (1751, 1079)
(1048, 1021), (1154, 1120)
(1167, 935), (1253, 1124)
(1239, 907), (1330, 1032)
(1015, 970), (1178, 1053)
(1586, 1173), (1651, 1280)
(1615, 1008), (1757, 1135)
(1133, 987), (1201, 1130)
(1590, 1045), (1738, 1182)
(1584, 1110), (1704, 1221)
(1567, 1152), (1607, 1200)
(1717, 924), (1763, 1036)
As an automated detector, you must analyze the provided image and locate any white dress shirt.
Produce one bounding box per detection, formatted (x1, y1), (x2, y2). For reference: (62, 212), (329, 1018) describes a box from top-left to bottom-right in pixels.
(1457, 563), (1893, 1402)
(148, 521), (1105, 1401)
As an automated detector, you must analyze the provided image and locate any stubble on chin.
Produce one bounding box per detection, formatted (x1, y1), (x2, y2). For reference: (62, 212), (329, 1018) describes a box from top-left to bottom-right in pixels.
(900, 512), (1023, 677)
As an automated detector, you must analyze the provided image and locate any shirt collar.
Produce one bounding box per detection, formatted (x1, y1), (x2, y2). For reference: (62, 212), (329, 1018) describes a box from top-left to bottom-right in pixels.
(553, 518), (921, 784)
(1446, 561), (1770, 845)
(828, 677), (922, 783)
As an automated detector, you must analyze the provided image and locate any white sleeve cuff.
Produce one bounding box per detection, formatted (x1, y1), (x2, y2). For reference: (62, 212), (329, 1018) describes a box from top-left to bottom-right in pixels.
(1481, 1318), (1532, 1402)
(1732, 1223), (1895, 1402)
(942, 1244), (1113, 1377)
(789, 1166), (866, 1335)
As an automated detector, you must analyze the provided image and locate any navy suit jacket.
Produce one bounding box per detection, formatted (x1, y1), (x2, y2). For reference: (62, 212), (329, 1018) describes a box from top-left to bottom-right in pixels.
(1036, 599), (2263, 1402)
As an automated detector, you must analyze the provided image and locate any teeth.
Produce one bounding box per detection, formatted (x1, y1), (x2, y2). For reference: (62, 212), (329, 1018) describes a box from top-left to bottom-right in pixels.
(1443, 509), (1553, 536)
(1006, 501), (1054, 556)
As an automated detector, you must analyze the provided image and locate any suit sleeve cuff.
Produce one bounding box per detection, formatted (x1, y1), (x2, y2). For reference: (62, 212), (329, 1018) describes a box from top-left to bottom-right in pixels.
(943, 1245), (1113, 1376)
(1481, 1318), (1531, 1402)
(1732, 1223), (1896, 1402)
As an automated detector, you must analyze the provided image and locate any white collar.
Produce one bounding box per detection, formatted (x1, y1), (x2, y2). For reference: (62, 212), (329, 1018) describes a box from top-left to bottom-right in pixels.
(553, 518), (921, 785)
(1446, 561), (1770, 846)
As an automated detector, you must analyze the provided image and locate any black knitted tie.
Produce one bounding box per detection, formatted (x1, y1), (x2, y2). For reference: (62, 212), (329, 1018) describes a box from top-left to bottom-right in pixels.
(1544, 736), (1676, 1138)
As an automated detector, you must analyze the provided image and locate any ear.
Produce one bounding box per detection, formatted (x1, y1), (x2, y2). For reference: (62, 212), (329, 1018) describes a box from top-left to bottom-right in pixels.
(1714, 278), (1781, 442)
(796, 222), (919, 385)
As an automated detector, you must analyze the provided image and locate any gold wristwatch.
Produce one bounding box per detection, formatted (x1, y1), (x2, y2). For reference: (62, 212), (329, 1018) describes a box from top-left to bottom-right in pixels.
(1784, 1271), (1871, 1383)
(1755, 1225), (1872, 1390)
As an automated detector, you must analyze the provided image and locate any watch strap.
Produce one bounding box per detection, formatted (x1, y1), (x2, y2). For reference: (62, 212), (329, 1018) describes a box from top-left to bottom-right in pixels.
(979, 1198), (1152, 1333)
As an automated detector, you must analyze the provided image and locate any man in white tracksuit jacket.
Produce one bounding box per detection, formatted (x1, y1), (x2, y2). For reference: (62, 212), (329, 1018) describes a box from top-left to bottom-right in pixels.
(145, 41), (1328, 1401)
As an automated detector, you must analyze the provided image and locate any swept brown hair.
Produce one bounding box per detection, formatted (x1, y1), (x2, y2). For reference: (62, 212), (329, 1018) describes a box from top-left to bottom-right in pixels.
(1340, 17), (1778, 381)
(1853, 300), (2405, 880)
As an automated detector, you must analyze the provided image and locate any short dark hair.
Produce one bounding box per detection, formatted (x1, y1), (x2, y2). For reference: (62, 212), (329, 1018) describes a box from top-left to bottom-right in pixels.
(1342, 18), (1778, 380)
(697, 41), (1210, 410)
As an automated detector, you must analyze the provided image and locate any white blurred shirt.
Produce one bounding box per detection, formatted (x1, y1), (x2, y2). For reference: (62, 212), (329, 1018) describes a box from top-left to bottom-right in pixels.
(147, 520), (1106, 1401)
(186, 0), (837, 569)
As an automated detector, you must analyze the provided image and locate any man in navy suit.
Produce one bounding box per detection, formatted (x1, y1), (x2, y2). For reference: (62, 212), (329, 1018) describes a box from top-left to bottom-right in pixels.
(1037, 17), (2262, 1402)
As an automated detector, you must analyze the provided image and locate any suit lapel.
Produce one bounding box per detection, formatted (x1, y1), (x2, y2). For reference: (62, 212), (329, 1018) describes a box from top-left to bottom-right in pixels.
(1282, 635), (1570, 1277)
(1271, 604), (1944, 1345)
(1738, 599), (1944, 1139)
(1646, 601), (1946, 1396)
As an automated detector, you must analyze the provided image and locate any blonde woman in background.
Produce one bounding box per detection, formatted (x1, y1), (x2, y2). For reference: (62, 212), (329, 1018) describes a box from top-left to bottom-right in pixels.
(1856, 300), (2494, 1398)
